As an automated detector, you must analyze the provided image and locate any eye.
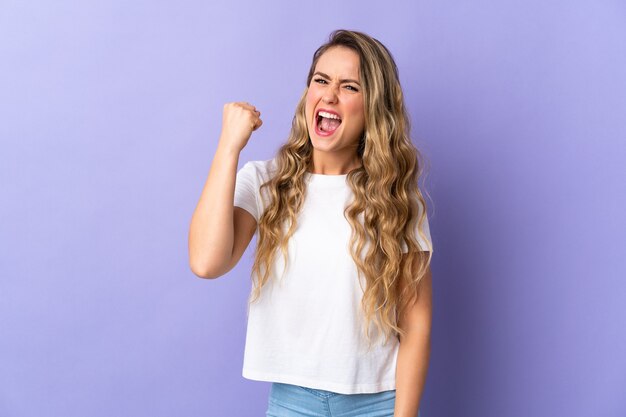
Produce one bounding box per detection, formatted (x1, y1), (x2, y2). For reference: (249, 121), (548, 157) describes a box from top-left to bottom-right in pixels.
(314, 78), (327, 84)
(345, 85), (359, 92)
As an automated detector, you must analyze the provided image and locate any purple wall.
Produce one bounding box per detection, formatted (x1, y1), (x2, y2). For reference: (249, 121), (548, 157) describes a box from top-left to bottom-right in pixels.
(1, 1), (624, 416)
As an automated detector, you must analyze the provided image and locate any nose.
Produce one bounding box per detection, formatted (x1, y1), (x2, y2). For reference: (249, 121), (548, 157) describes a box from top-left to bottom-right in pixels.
(322, 82), (339, 104)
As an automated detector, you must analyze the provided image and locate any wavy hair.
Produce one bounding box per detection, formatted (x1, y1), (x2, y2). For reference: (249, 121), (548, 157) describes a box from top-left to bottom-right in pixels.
(248, 29), (433, 350)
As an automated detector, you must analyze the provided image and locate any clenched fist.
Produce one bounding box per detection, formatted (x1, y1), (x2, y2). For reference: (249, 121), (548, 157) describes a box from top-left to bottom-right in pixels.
(219, 102), (263, 153)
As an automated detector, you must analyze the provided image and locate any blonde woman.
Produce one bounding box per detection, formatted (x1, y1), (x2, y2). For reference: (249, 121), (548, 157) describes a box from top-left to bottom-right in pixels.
(189, 29), (433, 417)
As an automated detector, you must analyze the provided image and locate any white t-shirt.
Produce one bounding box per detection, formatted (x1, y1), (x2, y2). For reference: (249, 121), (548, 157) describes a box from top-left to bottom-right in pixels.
(233, 157), (433, 394)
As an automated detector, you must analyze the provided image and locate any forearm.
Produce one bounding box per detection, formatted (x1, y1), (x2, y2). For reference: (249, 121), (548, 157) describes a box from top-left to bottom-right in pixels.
(393, 326), (431, 417)
(188, 139), (240, 277)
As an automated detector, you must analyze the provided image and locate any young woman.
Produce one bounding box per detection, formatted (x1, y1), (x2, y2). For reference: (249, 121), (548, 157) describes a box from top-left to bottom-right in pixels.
(189, 29), (433, 417)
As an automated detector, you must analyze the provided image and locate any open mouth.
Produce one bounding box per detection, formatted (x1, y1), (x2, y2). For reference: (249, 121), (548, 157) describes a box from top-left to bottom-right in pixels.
(316, 110), (342, 134)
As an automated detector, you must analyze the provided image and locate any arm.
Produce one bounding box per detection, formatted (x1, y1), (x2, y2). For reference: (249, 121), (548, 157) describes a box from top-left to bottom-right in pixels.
(188, 102), (261, 278)
(394, 253), (433, 417)
(188, 142), (243, 278)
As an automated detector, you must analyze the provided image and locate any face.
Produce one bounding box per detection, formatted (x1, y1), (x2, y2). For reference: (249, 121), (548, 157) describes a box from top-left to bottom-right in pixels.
(305, 46), (365, 156)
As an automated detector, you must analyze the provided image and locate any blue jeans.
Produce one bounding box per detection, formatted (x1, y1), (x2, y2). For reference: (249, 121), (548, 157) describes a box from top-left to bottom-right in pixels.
(266, 382), (422, 417)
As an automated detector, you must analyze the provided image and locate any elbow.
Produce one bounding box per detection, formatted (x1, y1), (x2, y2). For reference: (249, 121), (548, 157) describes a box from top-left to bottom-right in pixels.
(189, 258), (228, 280)
(188, 240), (233, 279)
(189, 262), (222, 279)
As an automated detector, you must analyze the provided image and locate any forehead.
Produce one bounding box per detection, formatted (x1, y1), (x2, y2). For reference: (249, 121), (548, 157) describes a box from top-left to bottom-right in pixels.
(315, 46), (361, 80)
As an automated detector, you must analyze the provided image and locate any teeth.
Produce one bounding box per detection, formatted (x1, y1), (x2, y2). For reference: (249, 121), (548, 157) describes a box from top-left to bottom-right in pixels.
(318, 110), (341, 120)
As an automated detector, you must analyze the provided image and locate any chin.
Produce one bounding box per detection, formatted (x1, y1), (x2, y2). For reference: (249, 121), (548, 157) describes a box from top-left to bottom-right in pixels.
(310, 131), (341, 145)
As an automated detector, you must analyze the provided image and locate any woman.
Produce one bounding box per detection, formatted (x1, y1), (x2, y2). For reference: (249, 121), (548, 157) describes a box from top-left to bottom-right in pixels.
(189, 29), (433, 417)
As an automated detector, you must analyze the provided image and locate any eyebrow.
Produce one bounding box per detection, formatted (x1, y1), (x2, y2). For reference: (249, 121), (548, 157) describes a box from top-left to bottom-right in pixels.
(313, 71), (361, 86)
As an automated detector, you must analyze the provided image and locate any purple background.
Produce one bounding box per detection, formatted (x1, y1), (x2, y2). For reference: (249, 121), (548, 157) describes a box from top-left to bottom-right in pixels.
(1, 1), (625, 416)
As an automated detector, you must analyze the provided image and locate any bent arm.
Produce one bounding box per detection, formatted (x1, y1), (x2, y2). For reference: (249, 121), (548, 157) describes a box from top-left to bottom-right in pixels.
(188, 140), (247, 278)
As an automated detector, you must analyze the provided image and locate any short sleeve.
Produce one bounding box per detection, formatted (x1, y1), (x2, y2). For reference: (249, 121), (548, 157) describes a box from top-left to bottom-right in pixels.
(401, 199), (434, 253)
(233, 161), (260, 221)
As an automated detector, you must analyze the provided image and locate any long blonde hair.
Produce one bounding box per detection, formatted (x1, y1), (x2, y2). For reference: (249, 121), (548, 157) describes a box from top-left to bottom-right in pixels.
(249, 29), (433, 350)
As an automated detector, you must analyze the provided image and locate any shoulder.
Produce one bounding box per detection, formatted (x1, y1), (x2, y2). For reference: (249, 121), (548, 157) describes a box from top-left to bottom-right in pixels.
(241, 157), (278, 183)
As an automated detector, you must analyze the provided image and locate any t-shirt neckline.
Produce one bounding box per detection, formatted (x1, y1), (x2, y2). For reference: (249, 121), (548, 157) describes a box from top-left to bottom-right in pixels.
(305, 171), (349, 186)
